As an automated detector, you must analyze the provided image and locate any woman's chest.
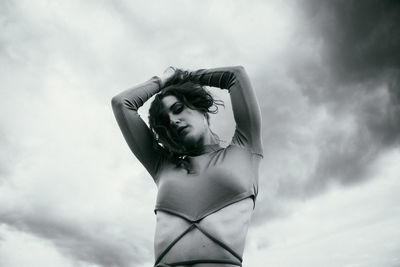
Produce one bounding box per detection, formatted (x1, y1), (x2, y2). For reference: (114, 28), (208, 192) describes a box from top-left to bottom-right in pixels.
(159, 162), (252, 200)
(155, 150), (257, 221)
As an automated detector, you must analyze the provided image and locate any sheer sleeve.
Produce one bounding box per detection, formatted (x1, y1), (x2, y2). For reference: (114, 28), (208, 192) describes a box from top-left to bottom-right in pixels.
(187, 66), (263, 156)
(111, 77), (165, 180)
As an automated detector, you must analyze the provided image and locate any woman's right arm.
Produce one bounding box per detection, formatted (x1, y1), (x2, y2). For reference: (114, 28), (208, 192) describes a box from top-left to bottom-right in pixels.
(111, 76), (164, 180)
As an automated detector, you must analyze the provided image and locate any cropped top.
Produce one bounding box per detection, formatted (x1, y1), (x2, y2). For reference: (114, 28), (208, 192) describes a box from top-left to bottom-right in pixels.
(155, 143), (261, 222)
(112, 66), (263, 266)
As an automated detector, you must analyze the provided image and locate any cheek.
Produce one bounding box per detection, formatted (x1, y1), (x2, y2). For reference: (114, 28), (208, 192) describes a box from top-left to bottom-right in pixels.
(192, 114), (207, 129)
(183, 109), (207, 130)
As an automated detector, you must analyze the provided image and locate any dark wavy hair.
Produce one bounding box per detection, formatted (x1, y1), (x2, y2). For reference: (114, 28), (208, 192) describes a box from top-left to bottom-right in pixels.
(148, 79), (224, 160)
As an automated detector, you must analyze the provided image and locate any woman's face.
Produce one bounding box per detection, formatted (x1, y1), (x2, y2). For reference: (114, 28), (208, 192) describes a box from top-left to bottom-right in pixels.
(161, 95), (208, 148)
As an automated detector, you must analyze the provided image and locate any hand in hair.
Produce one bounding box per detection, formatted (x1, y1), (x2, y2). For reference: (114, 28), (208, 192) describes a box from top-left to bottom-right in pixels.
(158, 67), (177, 88)
(163, 67), (191, 87)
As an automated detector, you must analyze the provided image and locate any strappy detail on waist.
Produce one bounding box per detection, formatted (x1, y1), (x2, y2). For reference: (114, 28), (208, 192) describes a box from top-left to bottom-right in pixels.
(154, 214), (242, 267)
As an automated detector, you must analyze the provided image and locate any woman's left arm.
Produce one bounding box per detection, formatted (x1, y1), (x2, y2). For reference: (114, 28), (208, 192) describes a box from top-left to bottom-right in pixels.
(186, 66), (263, 156)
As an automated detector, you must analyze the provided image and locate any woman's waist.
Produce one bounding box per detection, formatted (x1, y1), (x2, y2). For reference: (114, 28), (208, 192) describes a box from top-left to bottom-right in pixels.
(155, 225), (247, 258)
(155, 262), (240, 267)
(154, 199), (253, 265)
(154, 225), (244, 266)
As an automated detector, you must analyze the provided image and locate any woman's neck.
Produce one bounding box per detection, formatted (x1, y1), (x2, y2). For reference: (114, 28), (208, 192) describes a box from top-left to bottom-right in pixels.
(184, 128), (219, 153)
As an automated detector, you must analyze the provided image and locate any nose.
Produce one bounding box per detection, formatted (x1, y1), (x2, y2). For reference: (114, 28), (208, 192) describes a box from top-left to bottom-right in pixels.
(168, 114), (181, 128)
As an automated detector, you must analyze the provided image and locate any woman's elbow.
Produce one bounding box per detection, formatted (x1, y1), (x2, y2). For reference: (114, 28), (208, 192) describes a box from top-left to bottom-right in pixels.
(233, 65), (245, 73)
(111, 95), (137, 112)
(231, 66), (248, 79)
(111, 95), (124, 109)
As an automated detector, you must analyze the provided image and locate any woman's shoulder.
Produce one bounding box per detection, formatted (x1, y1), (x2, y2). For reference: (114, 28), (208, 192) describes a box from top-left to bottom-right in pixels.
(225, 141), (263, 159)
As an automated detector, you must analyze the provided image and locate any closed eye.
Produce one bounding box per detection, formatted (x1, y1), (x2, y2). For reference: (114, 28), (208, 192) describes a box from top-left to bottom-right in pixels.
(172, 103), (184, 114)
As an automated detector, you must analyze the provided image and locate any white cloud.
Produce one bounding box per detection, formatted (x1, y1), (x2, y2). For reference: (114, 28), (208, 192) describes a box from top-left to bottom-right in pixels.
(246, 150), (400, 267)
(0, 225), (75, 267)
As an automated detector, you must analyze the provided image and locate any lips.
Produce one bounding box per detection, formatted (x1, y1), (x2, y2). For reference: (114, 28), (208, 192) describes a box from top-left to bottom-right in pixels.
(177, 125), (189, 136)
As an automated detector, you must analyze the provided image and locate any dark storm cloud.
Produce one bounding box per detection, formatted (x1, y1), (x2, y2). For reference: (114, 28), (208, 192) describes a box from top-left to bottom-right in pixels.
(0, 210), (150, 267)
(305, 0), (400, 82)
(285, 0), (400, 194)
(299, 0), (400, 132)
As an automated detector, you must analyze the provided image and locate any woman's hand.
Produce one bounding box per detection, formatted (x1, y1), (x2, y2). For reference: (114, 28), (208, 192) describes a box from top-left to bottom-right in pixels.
(159, 67), (190, 88)
(159, 67), (176, 88)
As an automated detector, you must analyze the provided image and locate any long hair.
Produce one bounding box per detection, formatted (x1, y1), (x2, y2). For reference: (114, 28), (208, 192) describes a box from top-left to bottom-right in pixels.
(148, 81), (224, 166)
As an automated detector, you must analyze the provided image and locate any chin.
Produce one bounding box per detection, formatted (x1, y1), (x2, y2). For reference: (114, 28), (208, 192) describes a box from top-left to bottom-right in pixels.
(181, 134), (200, 148)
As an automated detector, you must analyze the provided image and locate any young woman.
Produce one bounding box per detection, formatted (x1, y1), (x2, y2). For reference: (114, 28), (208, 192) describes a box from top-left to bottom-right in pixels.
(111, 66), (263, 267)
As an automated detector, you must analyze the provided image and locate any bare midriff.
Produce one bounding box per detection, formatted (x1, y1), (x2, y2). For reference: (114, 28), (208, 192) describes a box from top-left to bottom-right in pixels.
(154, 197), (254, 266)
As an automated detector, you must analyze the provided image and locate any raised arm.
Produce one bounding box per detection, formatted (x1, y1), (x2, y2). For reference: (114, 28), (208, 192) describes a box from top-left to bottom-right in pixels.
(187, 66), (263, 156)
(111, 76), (164, 180)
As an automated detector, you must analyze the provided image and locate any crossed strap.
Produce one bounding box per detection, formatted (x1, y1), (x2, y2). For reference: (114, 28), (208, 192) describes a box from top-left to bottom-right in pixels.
(154, 216), (243, 267)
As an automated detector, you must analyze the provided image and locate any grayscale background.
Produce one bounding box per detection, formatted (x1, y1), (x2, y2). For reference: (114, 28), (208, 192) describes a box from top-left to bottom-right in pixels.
(1, 0), (399, 266)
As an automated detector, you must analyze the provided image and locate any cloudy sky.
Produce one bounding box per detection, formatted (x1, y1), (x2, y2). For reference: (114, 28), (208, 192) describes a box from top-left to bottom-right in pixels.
(1, 0), (399, 266)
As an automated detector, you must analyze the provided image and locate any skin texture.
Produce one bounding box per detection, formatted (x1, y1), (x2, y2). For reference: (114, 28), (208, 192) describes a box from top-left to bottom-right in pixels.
(160, 95), (218, 150)
(154, 198), (254, 267)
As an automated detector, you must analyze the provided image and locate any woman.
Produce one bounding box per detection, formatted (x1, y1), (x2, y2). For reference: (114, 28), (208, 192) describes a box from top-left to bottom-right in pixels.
(111, 66), (263, 267)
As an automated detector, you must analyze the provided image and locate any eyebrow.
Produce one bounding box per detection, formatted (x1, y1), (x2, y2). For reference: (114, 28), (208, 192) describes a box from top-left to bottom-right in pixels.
(168, 102), (181, 111)
(161, 101), (180, 116)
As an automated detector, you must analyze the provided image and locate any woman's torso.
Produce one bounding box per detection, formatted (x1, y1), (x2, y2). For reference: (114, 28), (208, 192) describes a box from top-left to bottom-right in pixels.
(153, 144), (262, 266)
(155, 198), (254, 267)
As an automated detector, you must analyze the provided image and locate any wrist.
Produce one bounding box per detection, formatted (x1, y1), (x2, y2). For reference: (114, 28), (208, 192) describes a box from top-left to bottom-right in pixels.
(150, 76), (163, 89)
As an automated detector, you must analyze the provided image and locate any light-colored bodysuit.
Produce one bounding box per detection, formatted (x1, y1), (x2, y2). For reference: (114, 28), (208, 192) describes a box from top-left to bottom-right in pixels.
(112, 66), (263, 266)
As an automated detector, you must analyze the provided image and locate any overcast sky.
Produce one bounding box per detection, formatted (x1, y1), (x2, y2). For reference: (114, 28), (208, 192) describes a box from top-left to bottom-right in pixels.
(1, 0), (400, 266)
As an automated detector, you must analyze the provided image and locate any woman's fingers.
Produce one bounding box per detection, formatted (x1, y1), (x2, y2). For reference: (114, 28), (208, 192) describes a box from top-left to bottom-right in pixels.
(163, 66), (176, 79)
(158, 67), (176, 87)
(161, 67), (190, 87)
